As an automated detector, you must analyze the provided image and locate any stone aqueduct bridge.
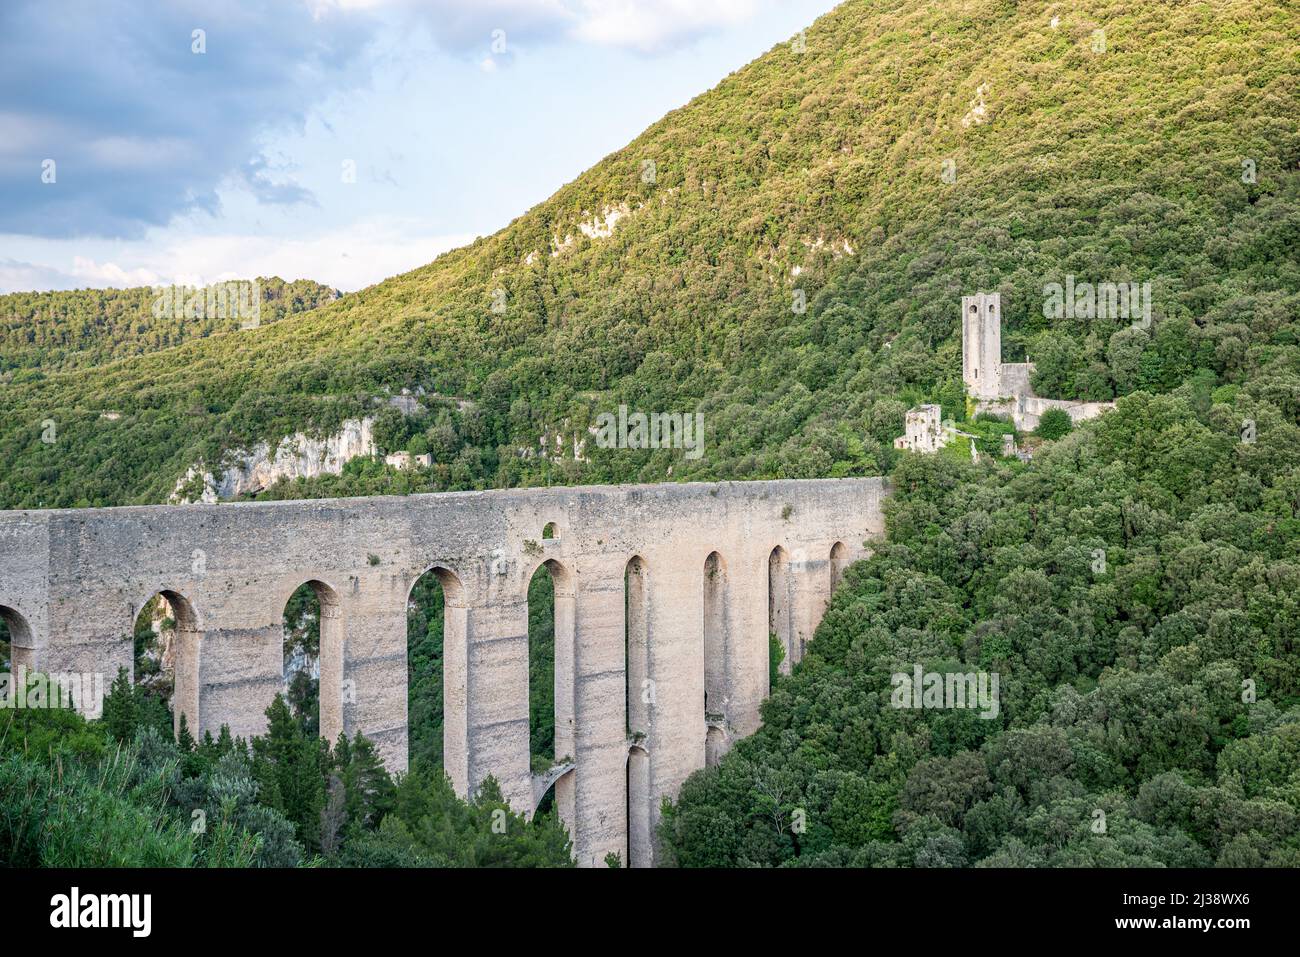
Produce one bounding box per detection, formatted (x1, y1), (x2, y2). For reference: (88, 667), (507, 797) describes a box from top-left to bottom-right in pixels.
(0, 477), (886, 866)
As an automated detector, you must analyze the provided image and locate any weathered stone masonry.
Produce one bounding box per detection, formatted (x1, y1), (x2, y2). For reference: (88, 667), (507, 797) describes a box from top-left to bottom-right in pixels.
(0, 477), (886, 866)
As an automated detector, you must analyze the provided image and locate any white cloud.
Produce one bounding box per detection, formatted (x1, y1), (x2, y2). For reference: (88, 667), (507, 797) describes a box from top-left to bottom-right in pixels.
(67, 257), (164, 287)
(0, 256), (167, 293)
(310, 0), (765, 53)
(0, 259), (86, 293)
(0, 221), (476, 294)
(153, 224), (478, 291)
(312, 0), (573, 50)
(572, 0), (760, 53)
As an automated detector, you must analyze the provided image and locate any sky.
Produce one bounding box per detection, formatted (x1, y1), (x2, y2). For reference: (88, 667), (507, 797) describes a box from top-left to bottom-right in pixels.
(0, 0), (842, 294)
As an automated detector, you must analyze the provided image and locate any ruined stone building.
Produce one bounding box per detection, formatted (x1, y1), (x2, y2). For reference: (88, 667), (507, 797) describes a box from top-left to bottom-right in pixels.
(962, 292), (1114, 431)
(893, 404), (950, 453)
(894, 294), (1115, 453)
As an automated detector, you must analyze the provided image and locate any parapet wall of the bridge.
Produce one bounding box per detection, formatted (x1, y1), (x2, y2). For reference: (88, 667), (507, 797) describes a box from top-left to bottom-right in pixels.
(0, 477), (886, 867)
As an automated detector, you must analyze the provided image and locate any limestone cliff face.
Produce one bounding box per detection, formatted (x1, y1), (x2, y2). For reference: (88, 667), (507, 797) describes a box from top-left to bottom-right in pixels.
(136, 599), (176, 704)
(283, 641), (319, 691)
(170, 392), (439, 503)
(173, 418), (376, 503)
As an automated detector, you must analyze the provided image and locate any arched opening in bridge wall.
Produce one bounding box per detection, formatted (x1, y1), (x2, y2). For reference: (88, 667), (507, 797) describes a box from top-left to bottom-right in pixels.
(131, 590), (202, 738)
(703, 551), (728, 767)
(623, 556), (652, 868)
(627, 745), (651, 868)
(0, 605), (34, 674)
(405, 566), (465, 776)
(528, 560), (575, 818)
(768, 546), (792, 684)
(625, 556), (649, 739)
(281, 580), (342, 743)
(703, 552), (728, 715)
(829, 541), (850, 595)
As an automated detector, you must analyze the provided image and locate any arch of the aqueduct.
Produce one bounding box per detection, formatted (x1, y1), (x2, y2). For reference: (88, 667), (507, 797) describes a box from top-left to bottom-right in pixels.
(0, 477), (885, 866)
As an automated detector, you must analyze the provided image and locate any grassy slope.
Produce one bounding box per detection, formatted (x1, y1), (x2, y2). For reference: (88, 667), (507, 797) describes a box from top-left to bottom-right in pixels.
(0, 0), (1296, 508)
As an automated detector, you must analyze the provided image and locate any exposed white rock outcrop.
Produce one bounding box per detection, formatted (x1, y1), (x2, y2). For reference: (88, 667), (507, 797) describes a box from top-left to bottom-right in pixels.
(136, 598), (176, 703)
(961, 83), (991, 128)
(385, 451), (432, 470)
(284, 642), (319, 693)
(386, 392), (426, 417)
(518, 423), (588, 464)
(173, 418), (377, 503)
(577, 204), (630, 240)
(803, 235), (855, 260)
(172, 392), (446, 503)
(549, 204), (633, 258)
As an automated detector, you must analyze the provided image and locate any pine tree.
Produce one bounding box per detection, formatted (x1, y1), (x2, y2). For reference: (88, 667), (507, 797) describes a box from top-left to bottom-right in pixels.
(177, 712), (196, 752)
(332, 731), (352, 771)
(215, 724), (235, 757)
(251, 694), (325, 851)
(101, 667), (137, 743)
(340, 732), (395, 834)
(320, 773), (347, 856)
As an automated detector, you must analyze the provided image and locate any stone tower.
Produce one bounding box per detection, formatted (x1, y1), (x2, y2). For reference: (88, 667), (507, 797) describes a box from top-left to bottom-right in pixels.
(962, 292), (1002, 400)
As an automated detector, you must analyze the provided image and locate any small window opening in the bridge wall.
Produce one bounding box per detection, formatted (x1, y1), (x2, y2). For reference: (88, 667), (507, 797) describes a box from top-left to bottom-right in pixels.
(406, 566), (464, 780)
(625, 556), (649, 738)
(282, 580), (343, 745)
(703, 551), (728, 724)
(624, 557), (651, 868)
(131, 590), (201, 740)
(528, 566), (557, 773)
(829, 541), (850, 596)
(542, 522), (559, 540)
(529, 559), (575, 820)
(768, 546), (792, 685)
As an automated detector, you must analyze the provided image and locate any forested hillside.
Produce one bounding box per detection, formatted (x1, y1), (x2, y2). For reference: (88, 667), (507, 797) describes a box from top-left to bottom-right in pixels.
(0, 278), (337, 378)
(0, 0), (1295, 507)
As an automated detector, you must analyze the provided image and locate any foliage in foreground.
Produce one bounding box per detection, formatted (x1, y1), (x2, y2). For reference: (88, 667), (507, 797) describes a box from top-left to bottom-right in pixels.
(0, 675), (572, 867)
